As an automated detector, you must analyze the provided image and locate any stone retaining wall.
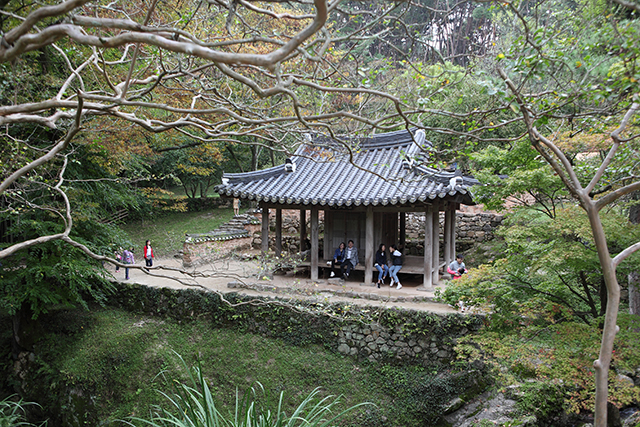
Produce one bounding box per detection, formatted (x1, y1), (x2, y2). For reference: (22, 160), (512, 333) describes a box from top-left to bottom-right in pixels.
(109, 281), (483, 367)
(268, 210), (503, 244)
(183, 236), (253, 267)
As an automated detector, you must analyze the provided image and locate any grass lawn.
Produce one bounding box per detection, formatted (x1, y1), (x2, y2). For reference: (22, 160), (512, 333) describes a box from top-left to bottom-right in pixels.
(120, 208), (235, 256)
(34, 306), (449, 427)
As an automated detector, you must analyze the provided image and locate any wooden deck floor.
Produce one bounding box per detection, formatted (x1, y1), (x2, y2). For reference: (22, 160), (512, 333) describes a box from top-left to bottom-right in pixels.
(298, 255), (446, 277)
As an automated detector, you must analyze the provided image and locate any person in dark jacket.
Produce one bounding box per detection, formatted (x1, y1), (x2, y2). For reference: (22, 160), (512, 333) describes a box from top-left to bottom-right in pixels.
(388, 244), (403, 290)
(330, 242), (346, 278)
(374, 243), (389, 288)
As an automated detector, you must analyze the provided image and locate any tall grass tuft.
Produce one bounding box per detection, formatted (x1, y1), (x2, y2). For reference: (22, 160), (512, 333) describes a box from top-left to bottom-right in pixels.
(126, 355), (372, 427)
(0, 395), (46, 427)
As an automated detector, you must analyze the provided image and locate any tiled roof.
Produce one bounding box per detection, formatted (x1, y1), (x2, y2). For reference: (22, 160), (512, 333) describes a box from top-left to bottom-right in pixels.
(215, 129), (477, 207)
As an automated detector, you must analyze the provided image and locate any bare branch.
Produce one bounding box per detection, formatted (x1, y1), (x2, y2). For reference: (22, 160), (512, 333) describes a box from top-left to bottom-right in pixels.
(586, 99), (639, 194)
(613, 242), (640, 269)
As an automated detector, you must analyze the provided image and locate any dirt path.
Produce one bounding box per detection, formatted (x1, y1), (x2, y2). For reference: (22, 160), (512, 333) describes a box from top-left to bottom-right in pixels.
(112, 252), (459, 314)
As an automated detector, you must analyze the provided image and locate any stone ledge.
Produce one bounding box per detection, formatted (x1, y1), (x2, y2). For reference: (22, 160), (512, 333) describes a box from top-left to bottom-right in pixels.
(227, 280), (436, 304)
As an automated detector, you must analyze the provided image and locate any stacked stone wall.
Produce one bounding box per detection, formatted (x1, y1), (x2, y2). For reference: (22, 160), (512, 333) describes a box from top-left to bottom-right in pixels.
(109, 281), (483, 367)
(183, 236), (253, 267)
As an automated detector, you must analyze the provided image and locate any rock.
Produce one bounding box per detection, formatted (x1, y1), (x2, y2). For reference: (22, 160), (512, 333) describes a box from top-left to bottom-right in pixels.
(617, 374), (635, 387)
(444, 390), (518, 427)
(337, 343), (350, 354)
(443, 397), (464, 414)
(623, 410), (640, 427)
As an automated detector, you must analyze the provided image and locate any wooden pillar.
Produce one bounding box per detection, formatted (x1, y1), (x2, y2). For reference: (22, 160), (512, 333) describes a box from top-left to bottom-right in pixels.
(399, 212), (406, 249)
(432, 204), (440, 284)
(365, 206), (374, 285)
(275, 208), (282, 256)
(451, 207), (457, 259)
(261, 204), (269, 254)
(299, 209), (307, 252)
(422, 207), (434, 290)
(311, 208), (319, 281)
(323, 210), (331, 260)
(444, 206), (452, 267)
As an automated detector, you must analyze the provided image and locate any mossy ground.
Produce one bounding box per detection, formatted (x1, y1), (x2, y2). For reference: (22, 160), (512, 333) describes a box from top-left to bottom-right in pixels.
(24, 306), (473, 426)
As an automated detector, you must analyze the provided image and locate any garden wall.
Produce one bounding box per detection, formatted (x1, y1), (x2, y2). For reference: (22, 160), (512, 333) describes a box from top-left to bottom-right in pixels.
(262, 210), (503, 254)
(108, 282), (483, 367)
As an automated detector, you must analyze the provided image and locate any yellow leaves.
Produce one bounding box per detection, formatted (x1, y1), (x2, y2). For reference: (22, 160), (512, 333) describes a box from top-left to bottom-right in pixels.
(497, 53), (505, 60)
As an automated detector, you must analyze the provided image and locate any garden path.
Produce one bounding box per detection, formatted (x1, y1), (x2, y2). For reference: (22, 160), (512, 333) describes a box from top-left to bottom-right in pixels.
(112, 251), (458, 314)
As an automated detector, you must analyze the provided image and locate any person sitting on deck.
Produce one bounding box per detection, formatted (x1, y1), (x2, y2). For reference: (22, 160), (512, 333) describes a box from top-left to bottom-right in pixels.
(388, 244), (403, 290)
(330, 242), (346, 278)
(447, 254), (468, 279)
(340, 240), (359, 279)
(374, 243), (389, 288)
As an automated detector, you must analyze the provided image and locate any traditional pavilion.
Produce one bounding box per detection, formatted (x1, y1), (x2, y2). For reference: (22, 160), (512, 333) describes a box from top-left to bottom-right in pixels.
(215, 129), (478, 289)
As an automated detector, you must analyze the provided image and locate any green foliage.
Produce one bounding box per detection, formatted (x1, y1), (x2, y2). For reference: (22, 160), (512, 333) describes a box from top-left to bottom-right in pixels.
(417, 71), (526, 166)
(512, 381), (567, 421)
(127, 355), (371, 427)
(152, 140), (223, 199)
(0, 395), (45, 427)
(0, 239), (115, 319)
(470, 139), (567, 217)
(375, 365), (488, 427)
(454, 314), (640, 415)
(436, 206), (640, 326)
(0, 131), (144, 320)
(19, 306), (479, 427)
(120, 207), (235, 256)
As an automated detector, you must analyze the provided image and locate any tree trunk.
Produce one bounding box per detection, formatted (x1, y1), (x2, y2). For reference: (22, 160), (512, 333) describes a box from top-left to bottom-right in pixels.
(12, 302), (39, 359)
(629, 192), (640, 317)
(225, 144), (244, 172)
(586, 206), (620, 427)
(630, 271), (640, 316)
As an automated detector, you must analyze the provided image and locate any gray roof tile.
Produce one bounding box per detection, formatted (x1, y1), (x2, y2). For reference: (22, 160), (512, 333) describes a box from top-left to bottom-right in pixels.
(215, 129), (477, 207)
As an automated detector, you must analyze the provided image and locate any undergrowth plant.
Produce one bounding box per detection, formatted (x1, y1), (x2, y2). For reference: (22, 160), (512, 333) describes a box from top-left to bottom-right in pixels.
(0, 395), (46, 427)
(454, 313), (640, 417)
(126, 354), (372, 427)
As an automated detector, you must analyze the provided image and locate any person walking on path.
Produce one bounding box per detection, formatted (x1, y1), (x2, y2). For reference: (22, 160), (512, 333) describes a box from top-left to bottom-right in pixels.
(114, 247), (122, 272)
(447, 255), (468, 279)
(143, 240), (154, 267)
(123, 246), (135, 280)
(374, 243), (389, 288)
(388, 244), (403, 290)
(330, 242), (346, 278)
(340, 240), (359, 279)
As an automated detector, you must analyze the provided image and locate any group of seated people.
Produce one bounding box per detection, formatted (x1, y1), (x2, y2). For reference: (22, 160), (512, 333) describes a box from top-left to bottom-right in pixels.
(329, 241), (405, 290)
(329, 241), (468, 289)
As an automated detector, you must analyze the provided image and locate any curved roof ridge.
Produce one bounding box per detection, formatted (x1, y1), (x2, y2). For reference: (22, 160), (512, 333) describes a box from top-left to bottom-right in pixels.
(224, 165), (284, 182)
(300, 128), (432, 153)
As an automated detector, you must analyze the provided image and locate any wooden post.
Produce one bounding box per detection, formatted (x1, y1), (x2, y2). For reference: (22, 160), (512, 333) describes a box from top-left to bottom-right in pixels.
(323, 210), (331, 260)
(311, 208), (319, 281)
(300, 209), (307, 253)
(451, 207), (457, 259)
(275, 208), (282, 256)
(432, 204), (440, 285)
(444, 206), (452, 267)
(365, 206), (374, 285)
(399, 212), (406, 249)
(261, 204), (269, 255)
(422, 207), (434, 290)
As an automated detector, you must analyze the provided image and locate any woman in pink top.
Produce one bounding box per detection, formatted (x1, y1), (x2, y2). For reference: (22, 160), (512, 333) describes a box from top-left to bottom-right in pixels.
(143, 240), (154, 267)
